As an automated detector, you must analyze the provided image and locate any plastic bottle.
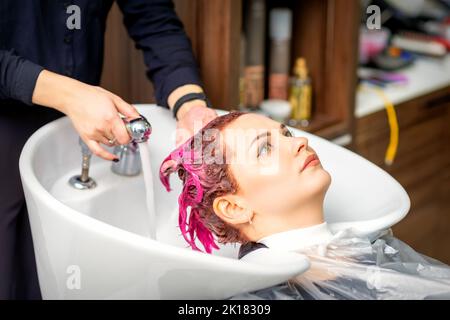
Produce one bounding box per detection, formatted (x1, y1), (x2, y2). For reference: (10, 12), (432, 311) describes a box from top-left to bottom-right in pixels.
(269, 8), (292, 100)
(244, 0), (266, 109)
(289, 58), (312, 127)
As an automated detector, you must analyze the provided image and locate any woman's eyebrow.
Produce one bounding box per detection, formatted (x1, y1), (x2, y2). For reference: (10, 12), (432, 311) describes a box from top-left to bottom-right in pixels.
(249, 124), (286, 148)
(250, 131), (271, 148)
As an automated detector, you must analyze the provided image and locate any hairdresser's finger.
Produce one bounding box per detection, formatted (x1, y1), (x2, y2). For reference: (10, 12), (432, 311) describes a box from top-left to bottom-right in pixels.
(86, 140), (117, 161)
(204, 108), (218, 122)
(111, 116), (132, 145)
(112, 94), (140, 119)
(176, 127), (192, 147)
(99, 135), (114, 146)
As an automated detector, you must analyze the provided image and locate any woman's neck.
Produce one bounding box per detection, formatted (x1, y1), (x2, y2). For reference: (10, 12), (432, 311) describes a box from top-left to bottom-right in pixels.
(252, 197), (325, 241)
(257, 221), (333, 252)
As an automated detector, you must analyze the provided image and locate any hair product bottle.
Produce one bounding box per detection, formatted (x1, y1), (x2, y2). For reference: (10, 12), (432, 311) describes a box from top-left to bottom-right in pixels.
(289, 57), (312, 127)
(268, 8), (292, 100)
(244, 0), (266, 110)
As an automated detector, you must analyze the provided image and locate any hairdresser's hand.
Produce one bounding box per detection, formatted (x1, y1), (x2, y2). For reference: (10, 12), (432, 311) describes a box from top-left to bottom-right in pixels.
(33, 70), (140, 161)
(176, 102), (218, 146)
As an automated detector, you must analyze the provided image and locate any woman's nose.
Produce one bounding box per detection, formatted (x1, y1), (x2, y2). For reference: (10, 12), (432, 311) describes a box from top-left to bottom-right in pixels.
(292, 137), (308, 156)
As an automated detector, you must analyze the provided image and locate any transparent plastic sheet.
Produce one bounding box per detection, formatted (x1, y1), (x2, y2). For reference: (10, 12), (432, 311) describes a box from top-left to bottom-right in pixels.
(230, 229), (450, 300)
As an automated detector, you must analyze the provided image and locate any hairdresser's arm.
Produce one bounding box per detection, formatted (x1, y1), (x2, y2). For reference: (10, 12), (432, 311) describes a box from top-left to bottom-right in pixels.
(116, 0), (217, 145)
(1, 50), (139, 160)
(32, 70), (140, 160)
(0, 49), (43, 104)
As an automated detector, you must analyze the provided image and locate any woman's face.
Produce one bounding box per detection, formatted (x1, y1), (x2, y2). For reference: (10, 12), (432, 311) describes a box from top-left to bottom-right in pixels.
(221, 113), (331, 220)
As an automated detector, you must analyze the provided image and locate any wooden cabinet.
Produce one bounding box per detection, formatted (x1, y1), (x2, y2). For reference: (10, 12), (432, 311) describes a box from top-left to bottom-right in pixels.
(352, 87), (450, 264)
(99, 0), (450, 264)
(100, 0), (360, 139)
(100, 0), (450, 263)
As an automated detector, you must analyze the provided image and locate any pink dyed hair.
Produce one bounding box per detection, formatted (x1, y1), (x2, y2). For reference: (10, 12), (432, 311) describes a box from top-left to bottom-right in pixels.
(159, 112), (246, 253)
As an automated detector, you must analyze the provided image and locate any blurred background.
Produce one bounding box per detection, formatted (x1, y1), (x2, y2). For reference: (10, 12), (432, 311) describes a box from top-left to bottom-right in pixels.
(100, 0), (450, 264)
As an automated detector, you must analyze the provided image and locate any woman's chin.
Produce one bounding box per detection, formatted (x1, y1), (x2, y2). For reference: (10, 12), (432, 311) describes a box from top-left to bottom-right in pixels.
(298, 169), (331, 195)
(303, 164), (330, 179)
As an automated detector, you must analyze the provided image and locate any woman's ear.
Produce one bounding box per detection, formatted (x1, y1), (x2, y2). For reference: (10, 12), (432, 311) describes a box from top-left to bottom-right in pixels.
(213, 195), (253, 227)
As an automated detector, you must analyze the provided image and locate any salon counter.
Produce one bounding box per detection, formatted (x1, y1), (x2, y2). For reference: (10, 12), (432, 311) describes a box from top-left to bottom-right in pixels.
(351, 55), (450, 264)
(355, 54), (450, 118)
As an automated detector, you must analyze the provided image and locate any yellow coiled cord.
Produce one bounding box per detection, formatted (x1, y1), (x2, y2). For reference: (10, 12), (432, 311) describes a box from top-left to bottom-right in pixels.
(358, 84), (399, 165)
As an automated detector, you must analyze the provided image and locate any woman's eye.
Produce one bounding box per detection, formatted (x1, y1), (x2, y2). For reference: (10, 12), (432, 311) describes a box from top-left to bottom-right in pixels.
(258, 142), (272, 157)
(284, 129), (293, 137)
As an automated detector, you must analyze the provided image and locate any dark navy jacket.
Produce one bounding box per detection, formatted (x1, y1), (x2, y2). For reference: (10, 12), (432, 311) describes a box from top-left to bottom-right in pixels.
(0, 0), (202, 108)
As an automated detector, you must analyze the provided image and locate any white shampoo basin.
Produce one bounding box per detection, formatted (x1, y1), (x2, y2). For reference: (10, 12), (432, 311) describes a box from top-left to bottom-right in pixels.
(19, 105), (410, 299)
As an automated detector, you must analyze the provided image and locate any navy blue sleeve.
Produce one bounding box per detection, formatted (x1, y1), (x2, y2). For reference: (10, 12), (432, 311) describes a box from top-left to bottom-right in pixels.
(116, 0), (203, 108)
(0, 49), (44, 105)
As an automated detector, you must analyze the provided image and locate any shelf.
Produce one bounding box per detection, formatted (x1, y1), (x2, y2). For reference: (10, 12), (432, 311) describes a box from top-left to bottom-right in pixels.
(101, 0), (361, 140)
(291, 114), (349, 140)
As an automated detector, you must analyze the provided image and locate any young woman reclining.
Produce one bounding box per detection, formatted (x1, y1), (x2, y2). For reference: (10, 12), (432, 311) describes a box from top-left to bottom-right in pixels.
(159, 111), (450, 300)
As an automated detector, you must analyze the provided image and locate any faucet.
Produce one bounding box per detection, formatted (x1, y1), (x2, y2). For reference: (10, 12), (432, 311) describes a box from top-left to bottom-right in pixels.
(111, 115), (152, 176)
(69, 115), (152, 189)
(69, 137), (97, 190)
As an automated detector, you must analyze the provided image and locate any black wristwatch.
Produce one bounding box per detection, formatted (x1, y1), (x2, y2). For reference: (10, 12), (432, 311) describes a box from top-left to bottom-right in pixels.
(172, 92), (212, 120)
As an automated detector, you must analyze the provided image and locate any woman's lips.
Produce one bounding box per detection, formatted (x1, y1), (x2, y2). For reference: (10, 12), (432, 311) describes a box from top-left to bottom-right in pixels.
(301, 154), (320, 172)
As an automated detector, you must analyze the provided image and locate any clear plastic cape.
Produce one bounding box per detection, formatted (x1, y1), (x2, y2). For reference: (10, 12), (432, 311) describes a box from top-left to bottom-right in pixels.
(231, 229), (450, 300)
